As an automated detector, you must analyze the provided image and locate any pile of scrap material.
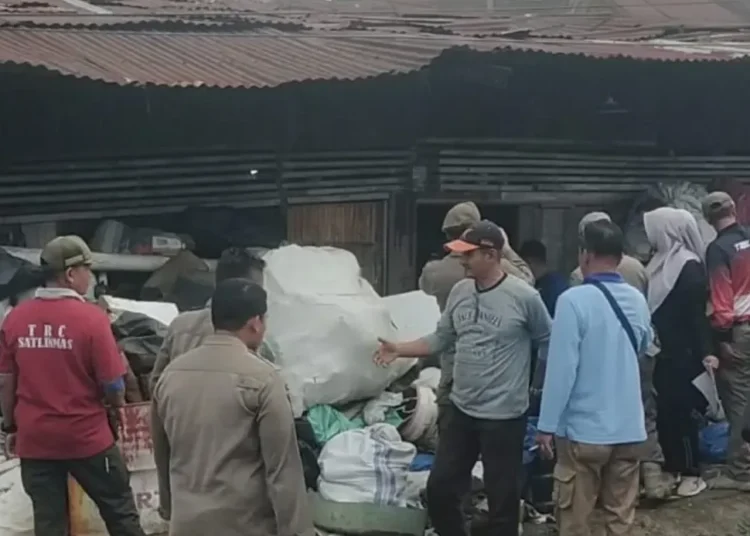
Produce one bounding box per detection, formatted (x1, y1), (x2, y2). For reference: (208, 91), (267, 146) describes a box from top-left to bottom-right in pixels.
(99, 296), (179, 402)
(0, 244), (549, 536)
(139, 250), (215, 310)
(262, 245), (422, 415)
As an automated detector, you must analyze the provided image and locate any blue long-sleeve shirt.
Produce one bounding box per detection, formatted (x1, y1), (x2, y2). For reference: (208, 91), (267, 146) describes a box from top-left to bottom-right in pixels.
(537, 272), (651, 445)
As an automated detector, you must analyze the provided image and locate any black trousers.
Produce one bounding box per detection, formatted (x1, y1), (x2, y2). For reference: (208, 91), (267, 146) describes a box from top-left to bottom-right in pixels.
(20, 445), (145, 536)
(427, 403), (526, 536)
(653, 356), (704, 477)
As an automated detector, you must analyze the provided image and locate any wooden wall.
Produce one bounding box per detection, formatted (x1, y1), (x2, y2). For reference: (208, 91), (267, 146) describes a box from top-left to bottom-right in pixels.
(517, 201), (632, 274)
(286, 201), (386, 293)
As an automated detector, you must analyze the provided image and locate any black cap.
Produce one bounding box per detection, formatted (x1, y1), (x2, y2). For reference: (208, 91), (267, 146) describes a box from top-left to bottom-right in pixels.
(445, 220), (506, 253)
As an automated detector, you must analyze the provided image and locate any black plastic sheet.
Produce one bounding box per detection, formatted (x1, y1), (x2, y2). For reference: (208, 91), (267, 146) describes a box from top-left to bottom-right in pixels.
(0, 248), (44, 303)
(111, 310), (167, 375)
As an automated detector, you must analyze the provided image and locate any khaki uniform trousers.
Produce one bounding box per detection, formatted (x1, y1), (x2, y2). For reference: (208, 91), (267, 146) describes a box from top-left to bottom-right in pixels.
(717, 324), (750, 479)
(554, 438), (642, 536)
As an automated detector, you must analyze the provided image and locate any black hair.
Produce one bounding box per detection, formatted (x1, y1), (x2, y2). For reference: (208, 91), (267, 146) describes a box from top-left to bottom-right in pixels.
(519, 240), (547, 263)
(211, 278), (267, 332)
(215, 247), (266, 284)
(580, 220), (624, 259)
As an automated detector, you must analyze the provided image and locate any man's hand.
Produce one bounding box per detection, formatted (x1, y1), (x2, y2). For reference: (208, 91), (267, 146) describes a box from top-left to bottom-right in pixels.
(373, 338), (400, 367)
(703, 355), (720, 371)
(535, 433), (555, 460)
(719, 342), (742, 365)
(2, 433), (16, 458)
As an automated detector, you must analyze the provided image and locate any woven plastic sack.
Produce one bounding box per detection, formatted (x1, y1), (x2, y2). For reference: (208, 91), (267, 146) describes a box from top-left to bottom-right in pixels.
(318, 424), (416, 506)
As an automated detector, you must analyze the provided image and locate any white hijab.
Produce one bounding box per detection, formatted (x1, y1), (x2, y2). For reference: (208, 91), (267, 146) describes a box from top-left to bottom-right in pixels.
(644, 207), (706, 312)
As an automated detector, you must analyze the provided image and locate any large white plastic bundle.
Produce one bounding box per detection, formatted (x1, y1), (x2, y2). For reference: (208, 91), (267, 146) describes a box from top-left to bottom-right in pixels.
(0, 461), (33, 536)
(263, 245), (420, 413)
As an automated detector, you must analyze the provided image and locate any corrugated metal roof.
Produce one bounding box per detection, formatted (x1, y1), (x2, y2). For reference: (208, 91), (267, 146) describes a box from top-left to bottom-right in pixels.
(0, 15), (311, 30)
(611, 0), (750, 26)
(2, 0), (750, 44)
(0, 29), (749, 88)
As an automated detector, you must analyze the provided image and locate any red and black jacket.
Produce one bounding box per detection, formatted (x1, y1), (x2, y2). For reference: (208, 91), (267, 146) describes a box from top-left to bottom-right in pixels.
(706, 223), (750, 342)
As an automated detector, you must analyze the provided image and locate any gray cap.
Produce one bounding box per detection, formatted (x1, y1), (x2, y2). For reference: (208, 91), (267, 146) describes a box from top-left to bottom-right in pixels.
(40, 235), (94, 271)
(702, 191), (735, 221)
(578, 211), (612, 235)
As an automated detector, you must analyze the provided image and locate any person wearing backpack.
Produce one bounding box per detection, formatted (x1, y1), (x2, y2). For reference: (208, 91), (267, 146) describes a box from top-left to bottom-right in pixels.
(645, 207), (716, 498)
(535, 220), (652, 536)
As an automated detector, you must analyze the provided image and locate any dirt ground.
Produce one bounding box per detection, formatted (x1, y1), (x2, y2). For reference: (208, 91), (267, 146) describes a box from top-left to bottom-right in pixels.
(525, 490), (750, 536)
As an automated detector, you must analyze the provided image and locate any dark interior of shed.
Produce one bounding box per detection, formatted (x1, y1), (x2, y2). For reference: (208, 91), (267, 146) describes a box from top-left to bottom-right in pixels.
(415, 203), (520, 286)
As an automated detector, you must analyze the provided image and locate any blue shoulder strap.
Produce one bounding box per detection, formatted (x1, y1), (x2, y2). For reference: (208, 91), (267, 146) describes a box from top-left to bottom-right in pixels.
(586, 280), (639, 357)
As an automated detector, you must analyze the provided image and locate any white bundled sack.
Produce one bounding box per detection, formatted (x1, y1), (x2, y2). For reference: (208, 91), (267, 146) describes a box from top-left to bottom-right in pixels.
(381, 291), (440, 342)
(0, 461), (33, 536)
(318, 424), (417, 506)
(263, 245), (418, 412)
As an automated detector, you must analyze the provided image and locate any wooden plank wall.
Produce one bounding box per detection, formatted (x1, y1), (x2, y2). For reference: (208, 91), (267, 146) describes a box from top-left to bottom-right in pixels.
(286, 201), (386, 293)
(385, 192), (416, 296)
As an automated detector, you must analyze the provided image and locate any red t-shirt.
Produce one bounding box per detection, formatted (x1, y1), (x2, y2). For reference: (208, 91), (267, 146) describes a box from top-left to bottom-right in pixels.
(0, 295), (126, 459)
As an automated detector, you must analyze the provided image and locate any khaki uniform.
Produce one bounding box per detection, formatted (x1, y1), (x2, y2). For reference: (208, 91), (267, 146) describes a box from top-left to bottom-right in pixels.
(150, 308), (212, 393)
(150, 306), (274, 394)
(569, 255), (648, 293)
(554, 439), (642, 536)
(151, 334), (313, 536)
(716, 323), (750, 478)
(569, 256), (663, 468)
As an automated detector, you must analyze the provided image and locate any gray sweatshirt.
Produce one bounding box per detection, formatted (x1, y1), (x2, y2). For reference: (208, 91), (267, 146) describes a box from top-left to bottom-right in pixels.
(424, 275), (552, 420)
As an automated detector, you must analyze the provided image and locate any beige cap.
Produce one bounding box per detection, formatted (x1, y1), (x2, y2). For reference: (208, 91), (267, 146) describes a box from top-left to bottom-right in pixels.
(441, 202), (481, 232)
(702, 191), (735, 221)
(40, 235), (94, 271)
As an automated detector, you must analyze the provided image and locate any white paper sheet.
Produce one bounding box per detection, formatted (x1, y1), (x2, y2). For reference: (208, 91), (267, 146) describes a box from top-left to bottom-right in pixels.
(693, 369), (725, 421)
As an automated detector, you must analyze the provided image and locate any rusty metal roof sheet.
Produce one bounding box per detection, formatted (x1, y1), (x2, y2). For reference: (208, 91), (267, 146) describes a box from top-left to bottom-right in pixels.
(0, 29), (749, 89)
(2, 0), (750, 44)
(3, 0), (749, 21)
(0, 14), (312, 30)
(611, 0), (750, 26)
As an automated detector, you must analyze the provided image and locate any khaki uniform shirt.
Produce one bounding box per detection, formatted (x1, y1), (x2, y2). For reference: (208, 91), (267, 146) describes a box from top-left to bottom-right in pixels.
(419, 247), (534, 405)
(151, 334), (314, 536)
(569, 254), (648, 294)
(150, 306), (274, 394)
